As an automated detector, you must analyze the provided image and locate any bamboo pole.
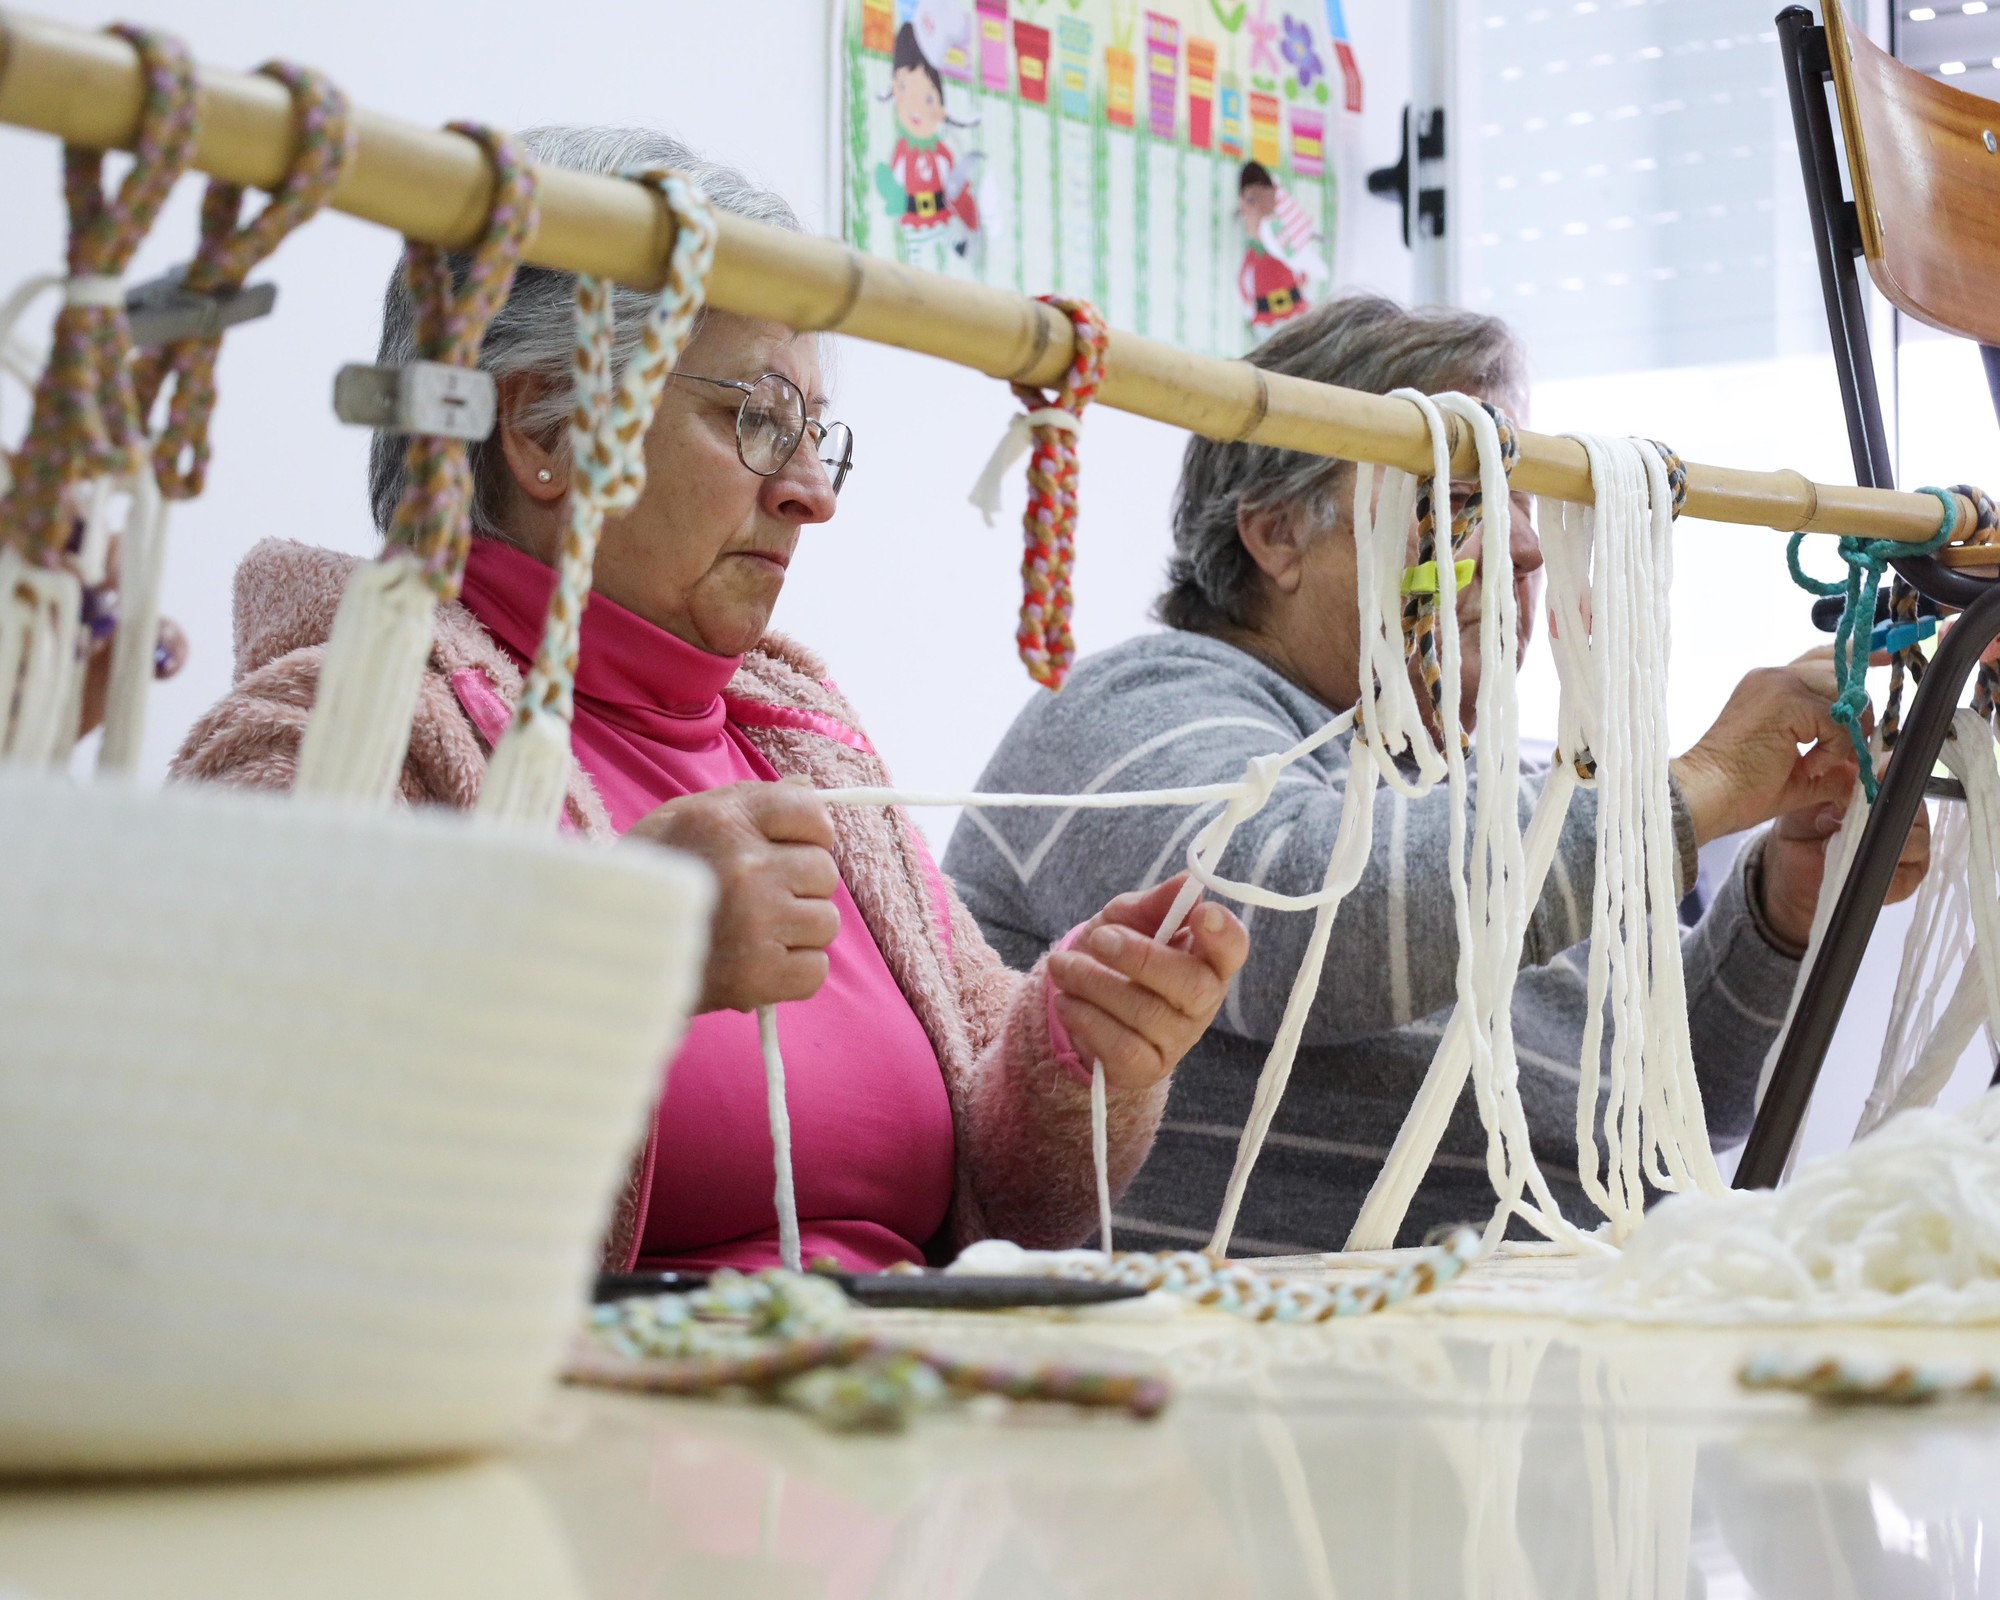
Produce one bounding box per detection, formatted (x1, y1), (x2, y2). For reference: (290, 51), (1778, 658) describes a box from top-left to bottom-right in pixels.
(0, 8), (1977, 547)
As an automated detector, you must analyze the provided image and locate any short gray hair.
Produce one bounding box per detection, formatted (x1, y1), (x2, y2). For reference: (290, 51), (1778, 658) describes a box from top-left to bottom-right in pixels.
(1159, 293), (1527, 635)
(367, 125), (803, 542)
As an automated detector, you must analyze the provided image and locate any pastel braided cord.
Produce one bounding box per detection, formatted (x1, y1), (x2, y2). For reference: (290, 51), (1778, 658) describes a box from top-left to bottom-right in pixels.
(388, 124), (537, 603)
(0, 25), (198, 560)
(508, 170), (716, 737)
(131, 62), (353, 500)
(1013, 297), (1108, 691)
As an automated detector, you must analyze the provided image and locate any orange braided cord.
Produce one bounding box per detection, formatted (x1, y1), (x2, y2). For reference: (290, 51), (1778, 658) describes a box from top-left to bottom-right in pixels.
(1012, 297), (1108, 691)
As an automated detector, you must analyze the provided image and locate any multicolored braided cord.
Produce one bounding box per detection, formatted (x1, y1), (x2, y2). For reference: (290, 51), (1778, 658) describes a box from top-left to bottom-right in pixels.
(1406, 401), (1519, 731)
(1887, 482), (1999, 742)
(576, 1268), (1169, 1432)
(131, 61), (353, 500)
(0, 25), (198, 561)
(386, 123), (537, 603)
(1741, 1350), (2000, 1407)
(1012, 296), (1108, 691)
(1047, 1225), (1481, 1323)
(508, 169), (716, 737)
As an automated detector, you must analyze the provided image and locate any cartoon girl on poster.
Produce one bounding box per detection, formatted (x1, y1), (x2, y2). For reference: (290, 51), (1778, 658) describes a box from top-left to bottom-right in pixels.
(874, 0), (983, 261)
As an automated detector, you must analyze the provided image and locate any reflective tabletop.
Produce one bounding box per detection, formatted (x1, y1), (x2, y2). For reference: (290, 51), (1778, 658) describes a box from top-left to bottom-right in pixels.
(3, 1304), (1997, 1598)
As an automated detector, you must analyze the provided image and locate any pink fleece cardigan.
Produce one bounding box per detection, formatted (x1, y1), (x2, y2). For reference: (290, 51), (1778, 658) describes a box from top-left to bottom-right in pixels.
(170, 539), (1168, 1265)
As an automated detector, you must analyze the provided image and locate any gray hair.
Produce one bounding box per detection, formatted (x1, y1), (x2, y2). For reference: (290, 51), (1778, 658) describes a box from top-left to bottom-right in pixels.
(367, 125), (804, 543)
(1159, 292), (1527, 635)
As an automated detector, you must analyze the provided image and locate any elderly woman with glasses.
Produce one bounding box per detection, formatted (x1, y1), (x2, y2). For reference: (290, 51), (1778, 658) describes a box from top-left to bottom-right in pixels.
(173, 125), (1247, 1275)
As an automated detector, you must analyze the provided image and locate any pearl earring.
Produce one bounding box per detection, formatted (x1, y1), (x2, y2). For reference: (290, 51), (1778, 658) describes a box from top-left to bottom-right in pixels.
(536, 468), (553, 483)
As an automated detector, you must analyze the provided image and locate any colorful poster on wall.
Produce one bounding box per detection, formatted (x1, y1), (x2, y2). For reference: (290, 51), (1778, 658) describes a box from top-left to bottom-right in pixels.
(842, 0), (1362, 358)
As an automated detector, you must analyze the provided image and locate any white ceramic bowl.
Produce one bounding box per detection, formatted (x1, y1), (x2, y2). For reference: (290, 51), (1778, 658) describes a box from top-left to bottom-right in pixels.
(0, 774), (712, 1474)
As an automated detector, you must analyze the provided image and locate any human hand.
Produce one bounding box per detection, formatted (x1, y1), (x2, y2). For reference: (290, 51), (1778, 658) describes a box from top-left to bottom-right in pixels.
(1759, 780), (1933, 950)
(1048, 873), (1250, 1092)
(625, 780), (839, 1013)
(1669, 647), (1860, 845)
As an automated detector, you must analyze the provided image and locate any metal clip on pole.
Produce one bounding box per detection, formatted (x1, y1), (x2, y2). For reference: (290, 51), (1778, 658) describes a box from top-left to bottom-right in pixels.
(123, 269), (278, 348)
(331, 361), (497, 441)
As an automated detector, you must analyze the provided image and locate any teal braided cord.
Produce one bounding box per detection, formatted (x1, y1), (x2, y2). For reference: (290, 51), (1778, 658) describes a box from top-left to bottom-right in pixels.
(1785, 486), (1959, 801)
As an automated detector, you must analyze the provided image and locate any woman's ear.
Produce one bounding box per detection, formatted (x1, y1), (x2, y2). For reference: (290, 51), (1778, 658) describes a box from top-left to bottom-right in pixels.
(496, 372), (568, 503)
(1237, 502), (1308, 595)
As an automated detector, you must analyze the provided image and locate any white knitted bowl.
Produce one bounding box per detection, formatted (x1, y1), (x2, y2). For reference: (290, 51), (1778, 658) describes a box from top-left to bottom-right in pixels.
(0, 773), (713, 1474)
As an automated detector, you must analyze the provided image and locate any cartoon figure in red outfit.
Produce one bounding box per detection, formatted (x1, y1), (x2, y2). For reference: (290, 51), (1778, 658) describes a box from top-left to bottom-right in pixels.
(1237, 160), (1324, 341)
(875, 2), (983, 259)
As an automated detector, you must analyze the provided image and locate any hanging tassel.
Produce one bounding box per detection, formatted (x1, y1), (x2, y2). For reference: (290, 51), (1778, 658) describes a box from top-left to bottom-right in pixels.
(476, 706), (571, 831)
(0, 549), (81, 768)
(760, 1004), (803, 1273)
(95, 469), (168, 775)
(293, 551), (438, 803)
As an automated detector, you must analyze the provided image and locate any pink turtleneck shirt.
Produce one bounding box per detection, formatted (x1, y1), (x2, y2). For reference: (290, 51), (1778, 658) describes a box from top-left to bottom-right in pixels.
(455, 539), (955, 1273)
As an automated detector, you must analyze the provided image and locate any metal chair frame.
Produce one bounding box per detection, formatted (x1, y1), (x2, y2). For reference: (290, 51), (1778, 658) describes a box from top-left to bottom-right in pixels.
(1734, 4), (2000, 1186)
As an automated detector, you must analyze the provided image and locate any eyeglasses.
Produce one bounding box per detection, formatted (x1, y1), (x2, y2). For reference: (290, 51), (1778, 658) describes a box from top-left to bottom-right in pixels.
(672, 371), (854, 496)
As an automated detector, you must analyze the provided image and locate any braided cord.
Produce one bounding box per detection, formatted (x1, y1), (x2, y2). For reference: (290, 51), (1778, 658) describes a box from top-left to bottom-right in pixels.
(387, 124), (537, 603)
(1013, 296), (1108, 691)
(131, 62), (353, 500)
(510, 170), (717, 735)
(1786, 486), (1961, 801)
(0, 25), (198, 560)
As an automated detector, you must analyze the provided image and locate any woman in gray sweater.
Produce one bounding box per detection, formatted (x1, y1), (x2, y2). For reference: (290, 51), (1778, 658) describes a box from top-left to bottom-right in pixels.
(943, 293), (1932, 1253)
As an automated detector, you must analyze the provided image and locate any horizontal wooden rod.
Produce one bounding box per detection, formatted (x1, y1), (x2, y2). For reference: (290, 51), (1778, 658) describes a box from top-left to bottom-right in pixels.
(0, 8), (1972, 546)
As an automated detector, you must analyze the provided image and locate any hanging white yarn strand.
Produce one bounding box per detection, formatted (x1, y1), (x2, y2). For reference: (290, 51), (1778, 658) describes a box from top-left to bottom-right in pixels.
(95, 468), (170, 776)
(1206, 389), (1461, 1257)
(1089, 1062), (1112, 1251)
(0, 549), (81, 769)
(1861, 788), (1971, 1136)
(293, 551), (439, 806)
(759, 1004), (803, 1273)
(1865, 711), (2000, 1129)
(478, 171), (717, 831)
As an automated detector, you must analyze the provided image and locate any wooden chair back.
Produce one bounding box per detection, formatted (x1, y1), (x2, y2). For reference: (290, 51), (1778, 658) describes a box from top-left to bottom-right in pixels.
(1826, 0), (2000, 344)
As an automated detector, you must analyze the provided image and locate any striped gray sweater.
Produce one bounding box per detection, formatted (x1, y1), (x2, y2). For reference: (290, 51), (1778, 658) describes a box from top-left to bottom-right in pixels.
(942, 630), (1802, 1254)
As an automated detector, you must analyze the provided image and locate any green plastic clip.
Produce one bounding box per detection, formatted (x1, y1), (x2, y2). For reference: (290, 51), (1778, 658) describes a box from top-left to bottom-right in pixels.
(1401, 558), (1476, 596)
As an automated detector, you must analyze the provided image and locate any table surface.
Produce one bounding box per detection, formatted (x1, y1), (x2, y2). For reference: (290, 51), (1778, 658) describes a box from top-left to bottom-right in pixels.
(4, 1271), (1998, 1600)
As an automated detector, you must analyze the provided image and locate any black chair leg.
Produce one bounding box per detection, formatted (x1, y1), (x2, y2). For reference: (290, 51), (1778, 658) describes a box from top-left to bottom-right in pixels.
(1734, 580), (2000, 1187)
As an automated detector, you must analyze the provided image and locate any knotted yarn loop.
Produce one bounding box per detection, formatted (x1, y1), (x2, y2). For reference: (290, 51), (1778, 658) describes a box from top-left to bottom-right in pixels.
(968, 407), (1078, 524)
(1007, 296), (1108, 692)
(1787, 486), (1960, 802)
(386, 123), (538, 604)
(0, 24), (199, 562)
(513, 169), (717, 736)
(132, 61), (353, 501)
(1646, 439), (1689, 519)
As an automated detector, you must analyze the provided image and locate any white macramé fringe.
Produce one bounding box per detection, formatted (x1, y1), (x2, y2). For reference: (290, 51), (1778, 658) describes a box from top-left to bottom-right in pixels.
(475, 708), (570, 832)
(294, 554), (439, 806)
(0, 549), (82, 770)
(759, 1004), (802, 1272)
(96, 471), (169, 777)
(1090, 1061), (1112, 1252)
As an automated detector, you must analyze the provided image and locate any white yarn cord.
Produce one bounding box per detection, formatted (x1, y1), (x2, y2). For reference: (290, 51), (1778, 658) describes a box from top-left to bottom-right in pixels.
(968, 408), (1078, 526)
(1090, 1062), (1112, 1250)
(1748, 772), (1871, 1179)
(1856, 719), (1993, 1135)
(759, 1004), (802, 1272)
(293, 551), (440, 806)
(1866, 712), (2000, 1127)
(95, 469), (170, 776)
(1555, 436), (1721, 1241)
(0, 550), (81, 769)
(1579, 1084), (2000, 1323)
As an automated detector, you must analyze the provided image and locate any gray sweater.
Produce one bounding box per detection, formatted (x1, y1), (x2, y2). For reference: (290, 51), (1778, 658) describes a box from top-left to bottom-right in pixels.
(943, 630), (1802, 1254)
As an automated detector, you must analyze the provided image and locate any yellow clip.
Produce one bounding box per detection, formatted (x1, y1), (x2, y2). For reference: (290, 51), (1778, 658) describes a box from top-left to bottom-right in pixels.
(1401, 559), (1476, 596)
